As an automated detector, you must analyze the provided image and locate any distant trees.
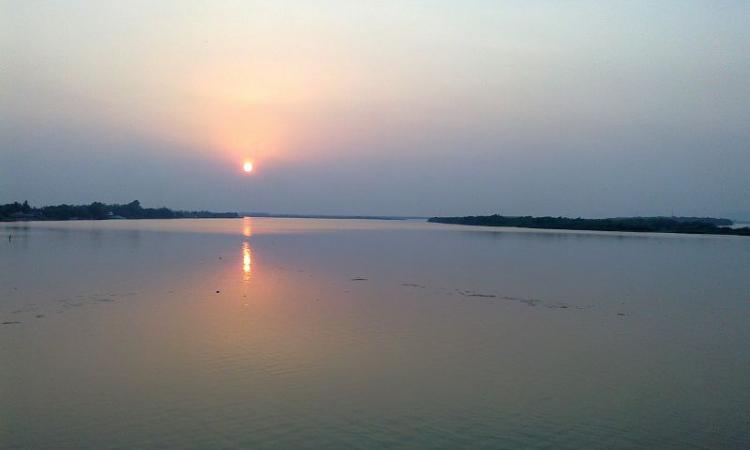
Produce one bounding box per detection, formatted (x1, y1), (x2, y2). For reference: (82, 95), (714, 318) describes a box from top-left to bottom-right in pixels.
(38, 203), (108, 220)
(111, 200), (143, 218)
(428, 214), (750, 236)
(0, 201), (33, 218)
(89, 202), (108, 220)
(0, 200), (239, 221)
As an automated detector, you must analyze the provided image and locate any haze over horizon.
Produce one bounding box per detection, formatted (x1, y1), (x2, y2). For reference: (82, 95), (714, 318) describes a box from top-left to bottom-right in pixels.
(2, 1), (749, 219)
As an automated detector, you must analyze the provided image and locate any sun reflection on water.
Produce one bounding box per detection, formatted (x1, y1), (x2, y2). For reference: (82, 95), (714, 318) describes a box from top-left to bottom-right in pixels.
(242, 217), (253, 237)
(242, 241), (252, 281)
(241, 217), (253, 281)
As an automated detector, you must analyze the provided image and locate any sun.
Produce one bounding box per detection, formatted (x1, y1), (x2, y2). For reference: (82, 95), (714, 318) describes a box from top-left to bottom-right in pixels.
(243, 161), (253, 173)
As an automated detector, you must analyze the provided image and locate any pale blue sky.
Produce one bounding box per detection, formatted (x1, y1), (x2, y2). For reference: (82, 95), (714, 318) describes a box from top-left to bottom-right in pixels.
(2, 1), (749, 217)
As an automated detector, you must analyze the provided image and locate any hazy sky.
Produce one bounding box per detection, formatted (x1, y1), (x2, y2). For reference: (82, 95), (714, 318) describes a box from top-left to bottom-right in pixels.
(2, 1), (749, 217)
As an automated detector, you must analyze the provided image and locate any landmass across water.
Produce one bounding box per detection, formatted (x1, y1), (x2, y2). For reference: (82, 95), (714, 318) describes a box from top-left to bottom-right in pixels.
(429, 214), (750, 236)
(0, 200), (425, 222)
(5, 200), (749, 236)
(0, 200), (238, 221)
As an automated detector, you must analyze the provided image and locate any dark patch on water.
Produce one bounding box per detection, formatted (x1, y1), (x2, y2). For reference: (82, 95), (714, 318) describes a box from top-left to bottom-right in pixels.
(515, 297), (541, 307)
(455, 289), (576, 310)
(456, 289), (496, 298)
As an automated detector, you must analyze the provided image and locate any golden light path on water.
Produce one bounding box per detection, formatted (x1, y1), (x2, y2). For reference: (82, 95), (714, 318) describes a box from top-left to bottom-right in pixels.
(242, 242), (252, 281)
(243, 217), (252, 238)
(242, 217), (253, 281)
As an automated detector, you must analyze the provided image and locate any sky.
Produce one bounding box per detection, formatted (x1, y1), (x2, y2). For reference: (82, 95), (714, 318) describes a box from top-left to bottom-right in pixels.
(2, 1), (749, 218)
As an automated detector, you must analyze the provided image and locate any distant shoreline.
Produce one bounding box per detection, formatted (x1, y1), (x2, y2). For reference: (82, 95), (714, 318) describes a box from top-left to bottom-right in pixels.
(240, 213), (426, 221)
(0, 200), (238, 222)
(428, 215), (750, 236)
(0, 200), (425, 222)
(5, 200), (748, 236)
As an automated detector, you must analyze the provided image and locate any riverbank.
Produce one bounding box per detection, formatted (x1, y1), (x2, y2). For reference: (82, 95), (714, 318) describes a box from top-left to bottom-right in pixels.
(428, 215), (750, 236)
(0, 200), (238, 221)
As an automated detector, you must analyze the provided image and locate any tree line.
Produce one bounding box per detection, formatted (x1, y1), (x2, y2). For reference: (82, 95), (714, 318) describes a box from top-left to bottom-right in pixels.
(0, 200), (238, 221)
(428, 214), (750, 236)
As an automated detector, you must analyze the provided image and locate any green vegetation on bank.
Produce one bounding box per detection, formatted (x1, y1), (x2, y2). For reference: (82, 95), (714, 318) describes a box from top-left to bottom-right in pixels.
(0, 200), (238, 221)
(428, 215), (750, 236)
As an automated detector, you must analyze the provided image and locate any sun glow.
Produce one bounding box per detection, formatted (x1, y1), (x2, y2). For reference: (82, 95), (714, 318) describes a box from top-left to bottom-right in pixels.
(243, 161), (253, 173)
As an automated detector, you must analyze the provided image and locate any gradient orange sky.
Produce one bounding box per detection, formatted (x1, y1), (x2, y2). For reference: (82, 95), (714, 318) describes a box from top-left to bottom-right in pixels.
(2, 1), (749, 217)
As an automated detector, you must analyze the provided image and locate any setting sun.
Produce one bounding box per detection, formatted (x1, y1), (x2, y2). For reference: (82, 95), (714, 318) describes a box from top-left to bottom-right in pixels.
(243, 161), (253, 173)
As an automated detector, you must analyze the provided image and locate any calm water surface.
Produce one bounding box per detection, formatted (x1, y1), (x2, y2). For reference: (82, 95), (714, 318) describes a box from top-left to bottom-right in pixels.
(1, 219), (749, 449)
